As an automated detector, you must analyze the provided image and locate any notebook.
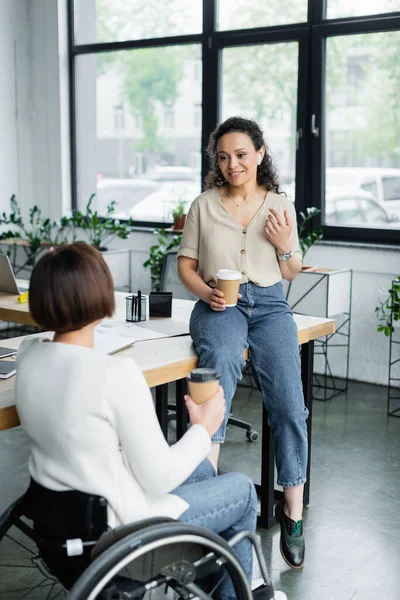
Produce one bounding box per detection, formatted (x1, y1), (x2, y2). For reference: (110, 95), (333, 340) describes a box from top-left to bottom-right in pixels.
(0, 361), (16, 379)
(0, 347), (17, 359)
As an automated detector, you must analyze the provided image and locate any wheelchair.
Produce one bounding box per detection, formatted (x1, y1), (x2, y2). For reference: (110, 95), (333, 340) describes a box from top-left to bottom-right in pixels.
(0, 479), (283, 599)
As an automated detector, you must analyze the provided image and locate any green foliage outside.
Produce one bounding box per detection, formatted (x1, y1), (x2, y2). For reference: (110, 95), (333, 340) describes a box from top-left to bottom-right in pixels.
(375, 276), (400, 337)
(121, 48), (183, 154)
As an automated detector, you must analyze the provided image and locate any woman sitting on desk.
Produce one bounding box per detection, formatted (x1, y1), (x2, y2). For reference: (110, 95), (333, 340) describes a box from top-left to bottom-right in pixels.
(15, 242), (258, 599)
(177, 116), (307, 569)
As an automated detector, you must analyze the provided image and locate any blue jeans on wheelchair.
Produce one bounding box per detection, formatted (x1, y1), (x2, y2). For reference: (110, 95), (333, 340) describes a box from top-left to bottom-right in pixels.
(173, 459), (257, 599)
(189, 281), (309, 488)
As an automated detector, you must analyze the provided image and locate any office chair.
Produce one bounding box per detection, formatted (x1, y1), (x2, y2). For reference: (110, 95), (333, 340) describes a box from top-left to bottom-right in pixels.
(160, 251), (259, 443)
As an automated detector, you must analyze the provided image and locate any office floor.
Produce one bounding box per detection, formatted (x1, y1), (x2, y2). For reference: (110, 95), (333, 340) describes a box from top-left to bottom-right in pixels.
(0, 380), (399, 599)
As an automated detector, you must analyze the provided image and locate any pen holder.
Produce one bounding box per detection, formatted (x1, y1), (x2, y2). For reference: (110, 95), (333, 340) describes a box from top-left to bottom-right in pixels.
(126, 294), (147, 322)
(149, 292), (173, 318)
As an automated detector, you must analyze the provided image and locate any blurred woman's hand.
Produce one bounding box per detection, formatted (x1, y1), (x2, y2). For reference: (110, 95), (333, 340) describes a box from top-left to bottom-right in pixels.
(184, 386), (226, 437)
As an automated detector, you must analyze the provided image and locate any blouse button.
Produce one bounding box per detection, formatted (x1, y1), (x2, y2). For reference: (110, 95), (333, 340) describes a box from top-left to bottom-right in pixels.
(243, 229), (247, 234)
(242, 270), (247, 275)
(240, 249), (246, 254)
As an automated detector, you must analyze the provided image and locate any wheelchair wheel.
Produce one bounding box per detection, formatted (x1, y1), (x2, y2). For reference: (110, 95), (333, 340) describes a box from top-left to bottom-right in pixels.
(69, 521), (253, 600)
(0, 497), (66, 599)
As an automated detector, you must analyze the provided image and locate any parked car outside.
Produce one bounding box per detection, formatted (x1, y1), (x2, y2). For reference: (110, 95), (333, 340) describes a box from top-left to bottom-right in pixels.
(148, 166), (200, 182)
(129, 180), (200, 223)
(326, 167), (400, 220)
(325, 187), (399, 228)
(281, 182), (399, 228)
(95, 178), (159, 218)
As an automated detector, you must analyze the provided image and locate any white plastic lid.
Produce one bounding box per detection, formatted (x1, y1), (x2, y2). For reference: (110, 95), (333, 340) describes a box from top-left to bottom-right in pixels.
(216, 269), (242, 281)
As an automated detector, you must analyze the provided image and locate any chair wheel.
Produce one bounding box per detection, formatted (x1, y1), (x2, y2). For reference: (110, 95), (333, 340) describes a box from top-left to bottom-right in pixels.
(246, 430), (259, 442)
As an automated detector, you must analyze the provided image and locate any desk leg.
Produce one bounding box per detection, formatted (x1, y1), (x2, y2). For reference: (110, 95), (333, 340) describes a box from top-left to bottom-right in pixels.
(301, 340), (314, 507)
(155, 384), (169, 439)
(256, 405), (279, 529)
(175, 378), (189, 440)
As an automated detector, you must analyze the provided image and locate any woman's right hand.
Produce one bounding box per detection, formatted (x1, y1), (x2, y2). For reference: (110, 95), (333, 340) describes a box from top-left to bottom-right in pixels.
(207, 288), (241, 311)
(184, 386), (226, 437)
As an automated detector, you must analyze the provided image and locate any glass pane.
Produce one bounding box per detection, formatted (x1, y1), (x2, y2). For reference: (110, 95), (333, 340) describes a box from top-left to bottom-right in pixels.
(74, 0), (202, 45)
(217, 0), (307, 31)
(325, 32), (400, 229)
(221, 43), (298, 200)
(75, 46), (202, 222)
(327, 0), (400, 20)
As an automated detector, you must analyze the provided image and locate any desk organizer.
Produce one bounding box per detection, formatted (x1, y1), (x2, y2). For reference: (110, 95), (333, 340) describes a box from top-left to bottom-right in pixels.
(149, 292), (173, 318)
(126, 293), (147, 322)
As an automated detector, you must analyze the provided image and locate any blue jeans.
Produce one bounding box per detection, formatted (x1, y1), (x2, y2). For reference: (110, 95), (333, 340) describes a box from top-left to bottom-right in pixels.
(173, 459), (257, 600)
(189, 281), (308, 488)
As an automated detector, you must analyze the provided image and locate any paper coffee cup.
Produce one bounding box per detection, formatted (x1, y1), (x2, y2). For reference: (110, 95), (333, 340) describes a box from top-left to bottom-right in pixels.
(187, 368), (220, 405)
(216, 269), (242, 307)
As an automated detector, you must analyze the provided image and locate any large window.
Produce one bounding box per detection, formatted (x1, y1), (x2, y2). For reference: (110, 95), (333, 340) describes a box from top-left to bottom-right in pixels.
(75, 46), (202, 221)
(221, 42), (299, 197)
(69, 0), (400, 241)
(324, 32), (400, 229)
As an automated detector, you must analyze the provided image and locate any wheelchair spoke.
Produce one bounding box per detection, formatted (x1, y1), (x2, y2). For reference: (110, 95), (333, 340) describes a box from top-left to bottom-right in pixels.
(6, 532), (35, 555)
(0, 563), (38, 568)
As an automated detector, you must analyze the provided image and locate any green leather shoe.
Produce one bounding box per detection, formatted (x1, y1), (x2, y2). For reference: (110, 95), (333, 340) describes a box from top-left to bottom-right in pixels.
(275, 499), (305, 569)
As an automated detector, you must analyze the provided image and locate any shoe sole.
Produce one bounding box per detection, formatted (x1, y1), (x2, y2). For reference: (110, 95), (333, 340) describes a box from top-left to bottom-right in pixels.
(276, 503), (304, 570)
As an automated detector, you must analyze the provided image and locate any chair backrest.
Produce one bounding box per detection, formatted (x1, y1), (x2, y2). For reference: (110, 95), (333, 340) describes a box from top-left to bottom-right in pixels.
(160, 250), (197, 300)
(24, 479), (108, 589)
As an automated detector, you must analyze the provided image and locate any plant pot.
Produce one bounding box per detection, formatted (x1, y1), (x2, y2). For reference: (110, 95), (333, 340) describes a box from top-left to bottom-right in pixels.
(284, 267), (352, 318)
(172, 214), (186, 230)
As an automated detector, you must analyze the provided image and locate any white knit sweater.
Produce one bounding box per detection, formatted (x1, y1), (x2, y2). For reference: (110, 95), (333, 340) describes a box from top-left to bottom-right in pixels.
(16, 338), (211, 527)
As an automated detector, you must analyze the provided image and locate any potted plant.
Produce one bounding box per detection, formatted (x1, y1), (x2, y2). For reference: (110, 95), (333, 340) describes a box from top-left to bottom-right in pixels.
(298, 207), (324, 264)
(0, 194), (135, 290)
(171, 199), (187, 230)
(143, 229), (182, 291)
(375, 276), (400, 336)
(0, 195), (61, 275)
(58, 194), (133, 251)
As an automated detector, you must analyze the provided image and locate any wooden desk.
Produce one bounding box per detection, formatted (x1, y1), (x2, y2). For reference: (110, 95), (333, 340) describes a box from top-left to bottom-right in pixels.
(0, 296), (335, 528)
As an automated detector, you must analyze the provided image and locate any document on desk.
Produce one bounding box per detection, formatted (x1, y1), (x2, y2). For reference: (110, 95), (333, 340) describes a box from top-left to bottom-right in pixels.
(94, 331), (136, 355)
(95, 319), (189, 343)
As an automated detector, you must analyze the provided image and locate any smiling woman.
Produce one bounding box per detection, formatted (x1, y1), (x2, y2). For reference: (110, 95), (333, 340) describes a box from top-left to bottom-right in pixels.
(177, 116), (307, 570)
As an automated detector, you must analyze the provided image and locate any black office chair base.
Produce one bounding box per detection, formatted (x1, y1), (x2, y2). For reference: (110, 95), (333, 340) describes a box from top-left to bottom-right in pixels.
(228, 414), (259, 442)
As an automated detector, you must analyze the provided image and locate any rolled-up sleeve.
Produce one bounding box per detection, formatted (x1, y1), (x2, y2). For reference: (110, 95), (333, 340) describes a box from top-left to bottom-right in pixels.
(177, 198), (200, 261)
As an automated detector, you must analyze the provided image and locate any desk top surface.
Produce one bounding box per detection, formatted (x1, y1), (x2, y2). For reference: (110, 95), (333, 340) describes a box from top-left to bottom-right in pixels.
(0, 295), (335, 431)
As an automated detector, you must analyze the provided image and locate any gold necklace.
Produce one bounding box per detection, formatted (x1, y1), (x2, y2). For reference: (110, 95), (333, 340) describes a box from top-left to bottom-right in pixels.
(227, 190), (240, 207)
(227, 190), (255, 208)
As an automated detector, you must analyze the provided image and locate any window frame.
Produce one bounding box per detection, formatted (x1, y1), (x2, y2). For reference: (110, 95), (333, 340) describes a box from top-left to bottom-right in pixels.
(68, 0), (400, 243)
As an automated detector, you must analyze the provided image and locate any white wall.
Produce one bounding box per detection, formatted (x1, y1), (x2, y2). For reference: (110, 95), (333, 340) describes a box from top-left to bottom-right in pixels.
(0, 0), (69, 222)
(304, 241), (399, 386)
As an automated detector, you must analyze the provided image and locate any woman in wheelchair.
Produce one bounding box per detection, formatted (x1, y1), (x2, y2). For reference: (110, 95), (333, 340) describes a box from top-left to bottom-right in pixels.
(10, 243), (276, 599)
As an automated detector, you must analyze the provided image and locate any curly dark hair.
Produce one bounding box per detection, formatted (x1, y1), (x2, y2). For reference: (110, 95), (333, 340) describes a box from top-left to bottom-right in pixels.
(204, 116), (282, 193)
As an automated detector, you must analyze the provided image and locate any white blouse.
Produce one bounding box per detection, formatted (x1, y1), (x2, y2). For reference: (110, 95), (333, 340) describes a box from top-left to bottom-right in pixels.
(15, 338), (211, 528)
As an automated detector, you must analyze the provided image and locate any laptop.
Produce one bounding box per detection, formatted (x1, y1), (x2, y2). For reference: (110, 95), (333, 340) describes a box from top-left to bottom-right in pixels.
(0, 255), (29, 294)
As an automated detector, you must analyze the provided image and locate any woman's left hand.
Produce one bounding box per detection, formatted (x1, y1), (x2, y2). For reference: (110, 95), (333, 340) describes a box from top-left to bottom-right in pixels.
(263, 208), (293, 254)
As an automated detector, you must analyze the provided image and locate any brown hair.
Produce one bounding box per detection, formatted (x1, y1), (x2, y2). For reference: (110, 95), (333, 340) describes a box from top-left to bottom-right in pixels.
(205, 116), (282, 194)
(29, 243), (115, 333)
